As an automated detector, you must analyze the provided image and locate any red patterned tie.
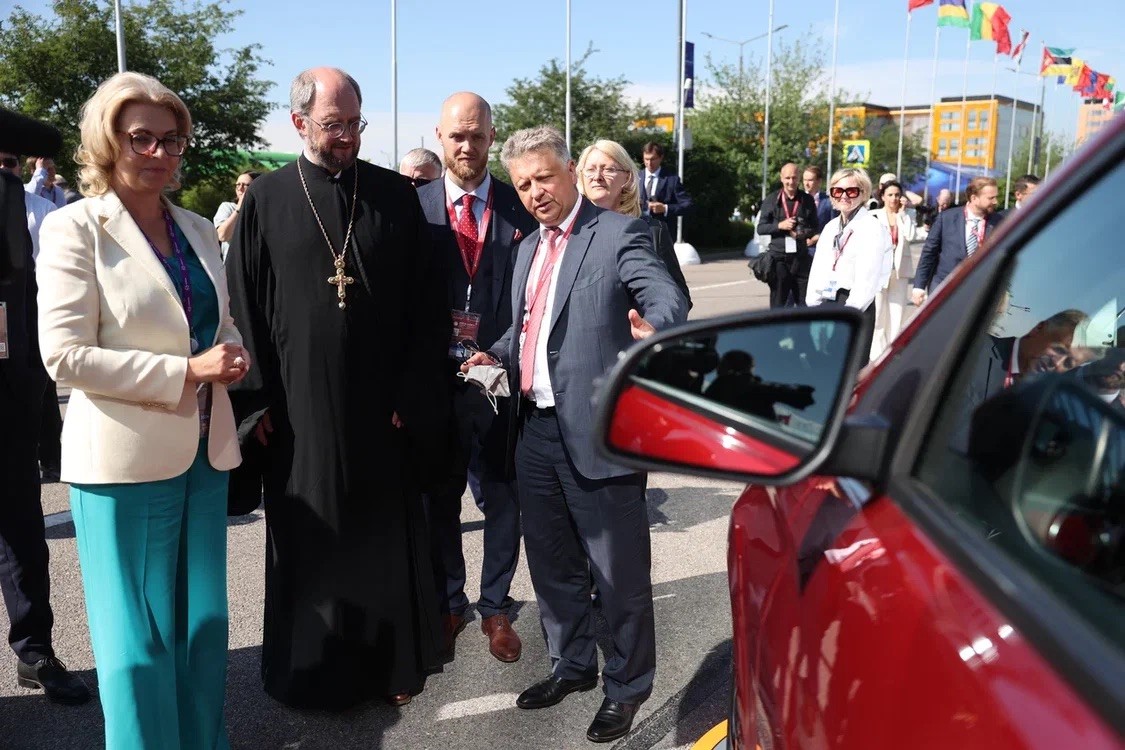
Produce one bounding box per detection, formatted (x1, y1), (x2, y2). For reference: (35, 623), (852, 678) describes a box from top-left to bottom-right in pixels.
(456, 194), (479, 265)
(520, 227), (563, 397)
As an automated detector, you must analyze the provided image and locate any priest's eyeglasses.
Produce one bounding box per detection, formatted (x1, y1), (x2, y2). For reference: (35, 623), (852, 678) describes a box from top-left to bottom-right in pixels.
(306, 117), (368, 139)
(118, 131), (189, 157)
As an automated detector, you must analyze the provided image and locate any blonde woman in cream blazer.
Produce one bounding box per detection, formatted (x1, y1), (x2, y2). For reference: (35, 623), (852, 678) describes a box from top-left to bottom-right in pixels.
(869, 180), (918, 360)
(36, 72), (248, 750)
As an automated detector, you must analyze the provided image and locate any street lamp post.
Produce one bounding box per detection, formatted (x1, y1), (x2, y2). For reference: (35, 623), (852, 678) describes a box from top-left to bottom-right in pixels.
(700, 24), (788, 87)
(700, 23), (787, 204)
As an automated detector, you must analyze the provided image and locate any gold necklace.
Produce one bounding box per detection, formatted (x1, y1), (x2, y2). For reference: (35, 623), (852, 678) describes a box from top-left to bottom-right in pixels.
(297, 158), (359, 309)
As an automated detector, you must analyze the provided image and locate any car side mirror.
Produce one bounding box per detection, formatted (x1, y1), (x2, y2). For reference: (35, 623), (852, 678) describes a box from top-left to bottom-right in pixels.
(594, 306), (871, 484)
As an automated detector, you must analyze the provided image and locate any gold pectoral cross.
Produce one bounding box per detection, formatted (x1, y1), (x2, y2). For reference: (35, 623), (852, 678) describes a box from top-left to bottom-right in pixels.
(327, 256), (354, 309)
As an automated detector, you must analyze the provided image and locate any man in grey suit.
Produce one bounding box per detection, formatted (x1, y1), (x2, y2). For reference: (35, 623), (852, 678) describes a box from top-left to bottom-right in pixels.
(912, 176), (1001, 305)
(463, 125), (688, 743)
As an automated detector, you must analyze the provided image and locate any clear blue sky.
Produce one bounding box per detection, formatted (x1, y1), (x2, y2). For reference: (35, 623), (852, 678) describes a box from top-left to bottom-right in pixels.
(16, 0), (1125, 167)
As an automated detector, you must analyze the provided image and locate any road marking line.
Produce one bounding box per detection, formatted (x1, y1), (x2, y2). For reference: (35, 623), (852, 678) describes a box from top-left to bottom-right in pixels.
(690, 280), (750, 292)
(44, 511), (72, 529)
(653, 593), (676, 601)
(436, 692), (522, 720)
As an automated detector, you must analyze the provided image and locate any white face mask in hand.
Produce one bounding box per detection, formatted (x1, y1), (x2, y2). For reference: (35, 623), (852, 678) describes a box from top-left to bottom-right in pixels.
(457, 364), (510, 414)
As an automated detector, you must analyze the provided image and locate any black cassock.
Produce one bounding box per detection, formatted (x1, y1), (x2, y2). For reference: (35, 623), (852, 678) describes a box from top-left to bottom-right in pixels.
(227, 155), (452, 709)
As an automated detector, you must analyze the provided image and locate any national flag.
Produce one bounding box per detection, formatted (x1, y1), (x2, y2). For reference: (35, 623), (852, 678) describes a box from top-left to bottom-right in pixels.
(1065, 58), (1085, 87)
(937, 0), (970, 28)
(969, 3), (1012, 54)
(1041, 46), (1075, 77)
(908, 0), (934, 9)
(1073, 64), (1093, 93)
(1010, 30), (1030, 64)
(1093, 72), (1112, 100)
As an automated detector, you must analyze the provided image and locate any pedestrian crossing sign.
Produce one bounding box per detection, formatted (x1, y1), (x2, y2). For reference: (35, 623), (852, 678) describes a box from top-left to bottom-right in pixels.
(843, 140), (870, 167)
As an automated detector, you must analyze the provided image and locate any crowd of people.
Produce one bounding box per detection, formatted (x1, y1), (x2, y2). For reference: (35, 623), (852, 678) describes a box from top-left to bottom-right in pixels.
(0, 61), (1049, 750)
(755, 159), (1041, 361)
(1, 65), (691, 749)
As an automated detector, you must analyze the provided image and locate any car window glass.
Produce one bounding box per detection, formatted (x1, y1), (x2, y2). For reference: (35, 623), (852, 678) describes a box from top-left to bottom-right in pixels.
(916, 160), (1125, 650)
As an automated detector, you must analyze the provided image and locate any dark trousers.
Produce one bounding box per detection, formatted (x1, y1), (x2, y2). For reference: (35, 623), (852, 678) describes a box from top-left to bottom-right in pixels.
(39, 379), (62, 470)
(768, 252), (809, 308)
(0, 371), (54, 664)
(834, 288), (878, 366)
(424, 386), (520, 619)
(516, 407), (655, 704)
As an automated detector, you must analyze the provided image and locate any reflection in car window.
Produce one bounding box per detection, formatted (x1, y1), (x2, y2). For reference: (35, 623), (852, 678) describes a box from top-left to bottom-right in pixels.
(917, 160), (1125, 650)
(633, 321), (849, 446)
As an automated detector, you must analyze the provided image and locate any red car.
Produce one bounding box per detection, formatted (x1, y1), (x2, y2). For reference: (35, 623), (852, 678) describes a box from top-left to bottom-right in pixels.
(594, 119), (1125, 750)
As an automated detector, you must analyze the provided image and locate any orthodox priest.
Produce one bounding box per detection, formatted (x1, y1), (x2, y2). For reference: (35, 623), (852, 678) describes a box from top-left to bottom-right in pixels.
(226, 67), (451, 709)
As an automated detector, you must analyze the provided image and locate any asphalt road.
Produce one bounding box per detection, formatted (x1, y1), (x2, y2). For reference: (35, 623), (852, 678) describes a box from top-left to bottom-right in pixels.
(1, 255), (768, 750)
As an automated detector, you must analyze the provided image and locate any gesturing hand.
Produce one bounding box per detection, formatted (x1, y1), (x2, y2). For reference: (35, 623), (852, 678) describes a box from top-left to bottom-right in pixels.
(629, 309), (656, 341)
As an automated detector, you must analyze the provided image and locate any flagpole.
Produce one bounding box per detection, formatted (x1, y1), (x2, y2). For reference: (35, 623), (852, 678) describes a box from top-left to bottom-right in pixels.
(565, 0), (572, 153)
(955, 29), (971, 198)
(1030, 69), (1045, 173)
(989, 53), (999, 172)
(1003, 68), (1021, 209)
(896, 9), (913, 178)
(923, 25), (942, 204)
(390, 0), (398, 166)
(825, 0), (840, 184)
(761, 0), (778, 203)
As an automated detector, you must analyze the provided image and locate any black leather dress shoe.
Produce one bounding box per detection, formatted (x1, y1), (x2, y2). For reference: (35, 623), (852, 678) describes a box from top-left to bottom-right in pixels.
(16, 657), (91, 705)
(586, 697), (639, 743)
(515, 673), (597, 709)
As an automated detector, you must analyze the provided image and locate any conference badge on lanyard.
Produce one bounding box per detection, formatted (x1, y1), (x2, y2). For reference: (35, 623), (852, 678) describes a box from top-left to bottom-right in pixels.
(447, 185), (494, 358)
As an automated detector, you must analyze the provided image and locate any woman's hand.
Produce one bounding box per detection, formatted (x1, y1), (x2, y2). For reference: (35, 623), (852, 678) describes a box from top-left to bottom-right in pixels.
(186, 343), (251, 384)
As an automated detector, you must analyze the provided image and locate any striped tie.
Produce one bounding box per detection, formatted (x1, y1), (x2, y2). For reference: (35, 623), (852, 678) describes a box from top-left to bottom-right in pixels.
(967, 218), (980, 256)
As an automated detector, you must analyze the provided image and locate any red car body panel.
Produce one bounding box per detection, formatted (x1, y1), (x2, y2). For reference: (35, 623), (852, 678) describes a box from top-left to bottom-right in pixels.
(610, 384), (801, 476)
(727, 478), (1121, 749)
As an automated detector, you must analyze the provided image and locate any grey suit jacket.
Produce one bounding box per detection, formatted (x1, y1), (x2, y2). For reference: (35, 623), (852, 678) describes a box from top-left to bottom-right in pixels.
(492, 198), (689, 480)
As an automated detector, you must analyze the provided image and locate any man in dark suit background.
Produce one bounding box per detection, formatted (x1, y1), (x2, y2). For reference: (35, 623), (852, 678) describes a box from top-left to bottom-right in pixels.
(463, 125), (688, 743)
(639, 141), (692, 236)
(912, 176), (1001, 305)
(757, 162), (818, 308)
(418, 92), (537, 665)
(802, 164), (835, 256)
(0, 109), (89, 704)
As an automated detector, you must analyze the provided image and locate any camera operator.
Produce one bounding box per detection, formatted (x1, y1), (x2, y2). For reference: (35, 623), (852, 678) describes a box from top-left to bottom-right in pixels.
(755, 162), (818, 308)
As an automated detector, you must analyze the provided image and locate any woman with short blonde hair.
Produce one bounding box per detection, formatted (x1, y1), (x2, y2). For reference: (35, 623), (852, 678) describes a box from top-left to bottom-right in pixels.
(37, 71), (249, 749)
(576, 139), (690, 304)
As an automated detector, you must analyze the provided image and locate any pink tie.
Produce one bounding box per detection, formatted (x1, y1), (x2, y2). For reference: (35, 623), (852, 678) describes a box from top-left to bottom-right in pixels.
(520, 228), (563, 397)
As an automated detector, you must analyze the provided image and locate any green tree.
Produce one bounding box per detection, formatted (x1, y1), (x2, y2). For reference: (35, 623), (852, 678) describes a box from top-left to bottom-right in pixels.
(0, 0), (273, 191)
(997, 134), (1067, 203)
(688, 37), (928, 219)
(491, 46), (656, 178)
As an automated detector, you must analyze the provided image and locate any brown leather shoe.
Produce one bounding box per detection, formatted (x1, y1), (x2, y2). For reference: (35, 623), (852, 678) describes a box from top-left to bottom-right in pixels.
(386, 692), (412, 707)
(481, 614), (521, 663)
(443, 612), (467, 653)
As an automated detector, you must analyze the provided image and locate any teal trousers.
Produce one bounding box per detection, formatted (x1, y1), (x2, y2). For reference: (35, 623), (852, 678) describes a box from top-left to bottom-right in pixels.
(71, 440), (230, 750)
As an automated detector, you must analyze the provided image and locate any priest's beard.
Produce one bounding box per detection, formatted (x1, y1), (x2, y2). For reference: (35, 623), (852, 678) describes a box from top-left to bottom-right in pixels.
(308, 139), (359, 174)
(446, 154), (486, 184)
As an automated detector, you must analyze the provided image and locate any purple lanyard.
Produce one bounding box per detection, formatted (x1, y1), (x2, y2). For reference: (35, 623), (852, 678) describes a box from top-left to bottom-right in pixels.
(143, 210), (198, 351)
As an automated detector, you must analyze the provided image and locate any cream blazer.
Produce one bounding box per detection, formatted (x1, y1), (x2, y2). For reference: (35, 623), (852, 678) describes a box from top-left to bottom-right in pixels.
(869, 207), (919, 280)
(37, 191), (242, 484)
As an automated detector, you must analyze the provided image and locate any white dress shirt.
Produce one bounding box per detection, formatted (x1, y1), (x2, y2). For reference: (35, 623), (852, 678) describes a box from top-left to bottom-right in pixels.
(805, 206), (892, 311)
(965, 210), (985, 249)
(445, 171), (490, 226)
(24, 190), (57, 259)
(643, 169), (660, 199)
(521, 197), (584, 407)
